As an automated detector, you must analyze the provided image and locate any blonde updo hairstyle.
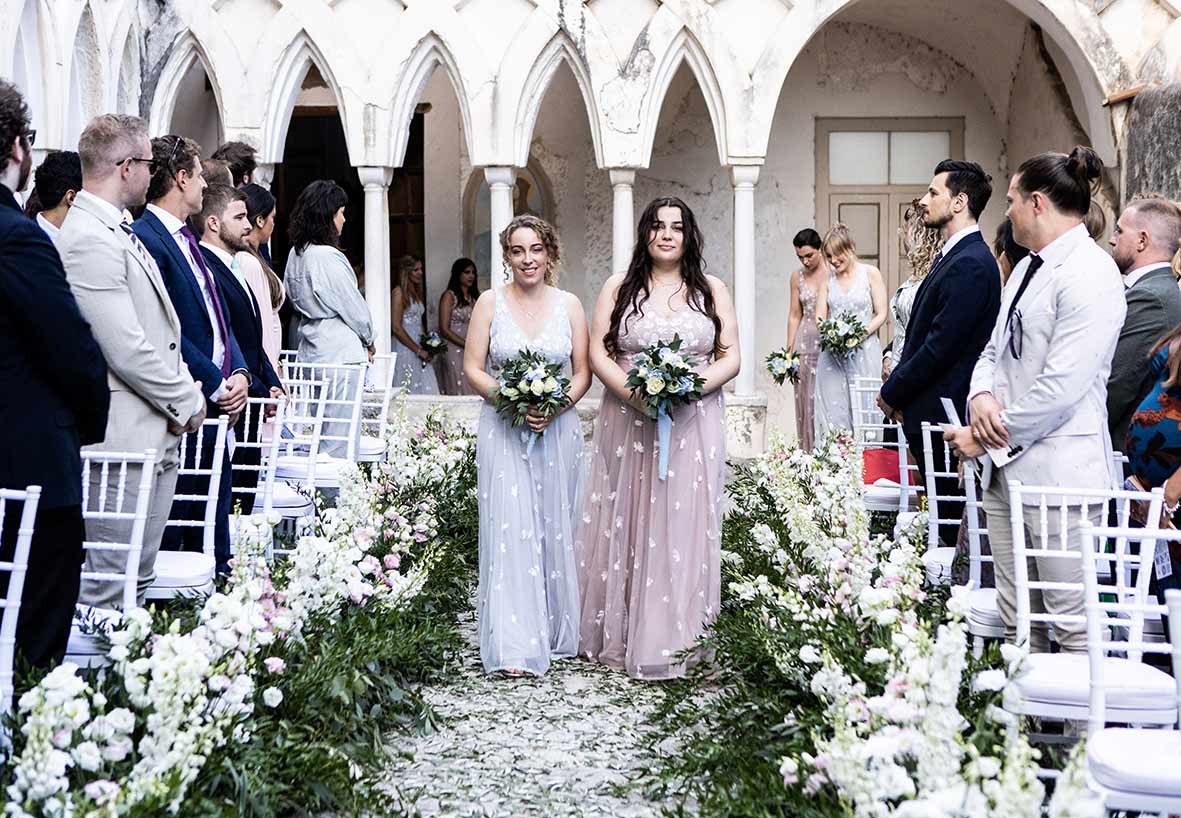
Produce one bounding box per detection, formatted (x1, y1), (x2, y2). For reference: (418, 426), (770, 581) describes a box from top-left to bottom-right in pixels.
(822, 223), (858, 267)
(499, 214), (561, 286)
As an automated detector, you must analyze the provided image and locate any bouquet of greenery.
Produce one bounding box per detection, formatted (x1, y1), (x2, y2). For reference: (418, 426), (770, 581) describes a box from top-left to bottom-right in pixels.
(624, 334), (705, 480)
(418, 331), (447, 367)
(492, 349), (570, 454)
(817, 311), (867, 360)
(765, 347), (801, 386)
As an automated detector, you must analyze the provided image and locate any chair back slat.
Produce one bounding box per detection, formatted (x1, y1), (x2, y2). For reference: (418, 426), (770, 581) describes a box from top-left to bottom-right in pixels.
(285, 362), (366, 460)
(1011, 481), (1163, 651)
(849, 376), (918, 513)
(919, 421), (964, 551)
(81, 450), (158, 612)
(166, 417), (229, 557)
(231, 397), (285, 518)
(1083, 524), (1181, 733)
(0, 486), (42, 720)
(361, 352), (399, 443)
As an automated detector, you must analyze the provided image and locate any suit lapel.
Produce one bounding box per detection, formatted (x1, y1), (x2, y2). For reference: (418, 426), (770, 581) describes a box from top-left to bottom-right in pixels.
(141, 211), (212, 333)
(204, 248), (263, 345)
(906, 232), (983, 336)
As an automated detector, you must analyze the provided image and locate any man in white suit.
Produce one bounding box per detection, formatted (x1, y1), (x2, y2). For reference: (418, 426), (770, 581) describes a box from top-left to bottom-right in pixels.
(58, 114), (206, 608)
(946, 146), (1124, 654)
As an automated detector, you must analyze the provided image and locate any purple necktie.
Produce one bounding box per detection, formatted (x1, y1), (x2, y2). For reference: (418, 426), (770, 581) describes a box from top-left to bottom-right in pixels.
(179, 225), (231, 377)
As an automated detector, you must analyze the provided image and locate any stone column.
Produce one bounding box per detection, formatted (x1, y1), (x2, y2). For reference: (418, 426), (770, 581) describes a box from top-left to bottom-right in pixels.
(608, 169), (636, 275)
(484, 166), (517, 288)
(730, 165), (760, 396)
(358, 166), (394, 366)
(252, 162), (275, 190)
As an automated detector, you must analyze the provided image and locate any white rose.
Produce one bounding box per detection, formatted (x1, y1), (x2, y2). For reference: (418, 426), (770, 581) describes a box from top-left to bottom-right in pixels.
(262, 687), (284, 708)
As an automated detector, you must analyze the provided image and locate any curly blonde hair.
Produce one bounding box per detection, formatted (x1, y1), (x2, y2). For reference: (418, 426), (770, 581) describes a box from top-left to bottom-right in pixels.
(499, 214), (561, 286)
(902, 202), (942, 279)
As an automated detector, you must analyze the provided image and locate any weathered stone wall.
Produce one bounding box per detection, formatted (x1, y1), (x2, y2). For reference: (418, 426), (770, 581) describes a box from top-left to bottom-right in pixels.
(1125, 85), (1181, 200)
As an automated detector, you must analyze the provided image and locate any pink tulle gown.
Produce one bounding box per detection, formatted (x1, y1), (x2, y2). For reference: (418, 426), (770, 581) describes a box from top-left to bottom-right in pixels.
(575, 304), (725, 680)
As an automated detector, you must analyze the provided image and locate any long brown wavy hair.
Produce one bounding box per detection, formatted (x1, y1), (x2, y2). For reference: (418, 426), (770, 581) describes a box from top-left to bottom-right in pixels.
(604, 196), (723, 357)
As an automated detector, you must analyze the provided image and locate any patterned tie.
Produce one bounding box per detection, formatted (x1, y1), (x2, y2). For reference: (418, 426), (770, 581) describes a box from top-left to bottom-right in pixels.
(119, 223), (154, 271)
(179, 225), (232, 377)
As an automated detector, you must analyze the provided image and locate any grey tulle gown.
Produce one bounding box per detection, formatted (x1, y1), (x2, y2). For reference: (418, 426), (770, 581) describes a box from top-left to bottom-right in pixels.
(814, 264), (882, 439)
(477, 288), (583, 675)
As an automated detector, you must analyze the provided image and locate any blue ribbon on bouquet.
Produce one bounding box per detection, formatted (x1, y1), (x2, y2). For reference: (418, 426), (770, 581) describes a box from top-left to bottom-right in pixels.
(657, 404), (672, 481)
(523, 429), (540, 456)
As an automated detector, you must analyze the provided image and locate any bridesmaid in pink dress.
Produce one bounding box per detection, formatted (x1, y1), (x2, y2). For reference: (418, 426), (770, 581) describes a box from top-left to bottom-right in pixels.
(437, 257), (480, 395)
(576, 196), (741, 680)
(786, 229), (827, 451)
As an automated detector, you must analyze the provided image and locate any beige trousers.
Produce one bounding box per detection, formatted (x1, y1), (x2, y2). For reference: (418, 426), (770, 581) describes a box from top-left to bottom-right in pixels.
(982, 471), (1101, 654)
(79, 453), (179, 609)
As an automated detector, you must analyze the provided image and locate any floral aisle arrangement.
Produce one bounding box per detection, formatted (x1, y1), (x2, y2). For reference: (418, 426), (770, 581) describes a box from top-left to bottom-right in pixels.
(491, 349), (570, 453)
(3, 406), (478, 818)
(765, 347), (801, 386)
(624, 334), (706, 480)
(818, 311), (867, 360)
(647, 431), (1100, 818)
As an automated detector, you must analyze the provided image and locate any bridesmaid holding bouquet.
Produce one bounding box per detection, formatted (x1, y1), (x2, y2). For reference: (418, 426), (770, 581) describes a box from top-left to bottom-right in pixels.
(437, 257), (480, 395)
(464, 215), (591, 677)
(575, 196), (740, 680)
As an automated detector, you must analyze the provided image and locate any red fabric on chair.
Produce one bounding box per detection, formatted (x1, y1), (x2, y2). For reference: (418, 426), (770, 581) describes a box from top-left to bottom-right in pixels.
(862, 448), (900, 485)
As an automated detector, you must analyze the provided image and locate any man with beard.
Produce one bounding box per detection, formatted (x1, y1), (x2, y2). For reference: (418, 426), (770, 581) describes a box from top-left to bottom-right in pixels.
(1105, 198), (1181, 456)
(878, 159), (1002, 548)
(0, 82), (110, 665)
(197, 183), (283, 515)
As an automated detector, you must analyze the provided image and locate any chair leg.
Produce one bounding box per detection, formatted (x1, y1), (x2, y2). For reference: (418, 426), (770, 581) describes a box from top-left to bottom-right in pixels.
(971, 635), (984, 659)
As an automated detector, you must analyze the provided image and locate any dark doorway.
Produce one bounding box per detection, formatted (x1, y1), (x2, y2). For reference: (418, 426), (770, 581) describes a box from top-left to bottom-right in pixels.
(390, 112), (425, 262)
(271, 109), (363, 275)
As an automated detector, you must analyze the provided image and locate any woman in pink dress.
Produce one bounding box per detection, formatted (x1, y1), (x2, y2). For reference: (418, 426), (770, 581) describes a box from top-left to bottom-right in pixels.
(437, 257), (480, 395)
(238, 183), (285, 375)
(785, 229), (827, 451)
(576, 196), (740, 680)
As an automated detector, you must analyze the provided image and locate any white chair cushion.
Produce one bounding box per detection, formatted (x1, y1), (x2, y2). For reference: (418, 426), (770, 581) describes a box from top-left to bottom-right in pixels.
(1013, 652), (1175, 710)
(274, 453), (345, 484)
(270, 481), (315, 513)
(922, 547), (955, 585)
(967, 588), (1002, 630)
(357, 435), (385, 458)
(67, 604), (122, 657)
(149, 550), (215, 589)
(1089, 728), (1181, 796)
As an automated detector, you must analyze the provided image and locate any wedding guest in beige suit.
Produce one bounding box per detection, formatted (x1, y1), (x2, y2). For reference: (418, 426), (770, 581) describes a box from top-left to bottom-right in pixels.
(58, 114), (206, 608)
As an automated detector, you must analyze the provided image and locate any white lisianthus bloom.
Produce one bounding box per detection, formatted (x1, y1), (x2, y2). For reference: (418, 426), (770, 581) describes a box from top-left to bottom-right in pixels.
(972, 669), (1007, 692)
(864, 647), (889, 664)
(72, 740), (102, 772)
(262, 687), (284, 708)
(798, 644), (821, 664)
(779, 756), (800, 785)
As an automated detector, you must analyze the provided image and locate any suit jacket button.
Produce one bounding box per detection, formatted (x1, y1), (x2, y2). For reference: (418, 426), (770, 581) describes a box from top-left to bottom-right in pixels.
(170, 342), (176, 350)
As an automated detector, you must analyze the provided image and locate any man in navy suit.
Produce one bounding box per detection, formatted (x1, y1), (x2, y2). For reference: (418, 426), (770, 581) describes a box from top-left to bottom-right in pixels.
(878, 160), (1002, 544)
(134, 136), (251, 573)
(196, 183), (284, 513)
(0, 81), (110, 667)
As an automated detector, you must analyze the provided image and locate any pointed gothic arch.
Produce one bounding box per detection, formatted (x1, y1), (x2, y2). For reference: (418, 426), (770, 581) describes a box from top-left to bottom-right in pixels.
(64, 5), (103, 147)
(640, 28), (729, 167)
(389, 34), (475, 168)
(262, 31), (350, 163)
(147, 32), (224, 146)
(512, 31), (604, 169)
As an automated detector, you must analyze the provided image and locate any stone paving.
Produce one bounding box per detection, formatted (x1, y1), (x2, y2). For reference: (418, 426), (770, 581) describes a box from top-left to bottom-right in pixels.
(383, 612), (690, 818)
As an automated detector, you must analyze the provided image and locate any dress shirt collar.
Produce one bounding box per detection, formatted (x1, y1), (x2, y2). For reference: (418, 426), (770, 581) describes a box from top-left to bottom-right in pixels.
(35, 212), (60, 242)
(145, 202), (187, 236)
(199, 240), (236, 270)
(940, 224), (981, 257)
(1031, 222), (1090, 271)
(74, 189), (126, 227)
(1123, 261), (1173, 290)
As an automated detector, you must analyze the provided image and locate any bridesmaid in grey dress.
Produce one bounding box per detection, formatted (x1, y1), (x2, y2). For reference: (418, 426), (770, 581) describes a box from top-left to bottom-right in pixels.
(576, 197), (740, 681)
(814, 224), (888, 440)
(392, 254), (440, 395)
(786, 229), (828, 451)
(463, 215), (591, 677)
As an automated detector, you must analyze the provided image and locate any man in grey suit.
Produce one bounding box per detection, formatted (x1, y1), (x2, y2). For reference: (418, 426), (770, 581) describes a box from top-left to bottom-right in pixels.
(1106, 198), (1181, 454)
(945, 147), (1123, 654)
(58, 114), (206, 608)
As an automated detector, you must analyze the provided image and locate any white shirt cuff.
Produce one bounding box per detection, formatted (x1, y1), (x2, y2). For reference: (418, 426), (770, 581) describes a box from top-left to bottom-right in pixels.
(209, 378), (229, 402)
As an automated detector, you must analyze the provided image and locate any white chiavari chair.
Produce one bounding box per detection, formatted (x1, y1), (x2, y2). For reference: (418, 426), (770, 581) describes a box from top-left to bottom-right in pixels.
(270, 377), (327, 556)
(1003, 481), (1174, 728)
(918, 421), (961, 586)
(358, 352), (399, 463)
(961, 460), (1002, 655)
(849, 376), (920, 514)
(147, 417), (229, 600)
(67, 449), (157, 668)
(0, 485), (41, 719)
(1080, 527), (1181, 814)
(227, 397), (285, 551)
(275, 363), (365, 482)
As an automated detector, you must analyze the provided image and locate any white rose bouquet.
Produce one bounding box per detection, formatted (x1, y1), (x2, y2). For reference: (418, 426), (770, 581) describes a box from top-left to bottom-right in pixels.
(418, 331), (447, 368)
(817, 311), (867, 361)
(624, 334), (705, 480)
(765, 347), (801, 386)
(492, 349), (571, 454)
